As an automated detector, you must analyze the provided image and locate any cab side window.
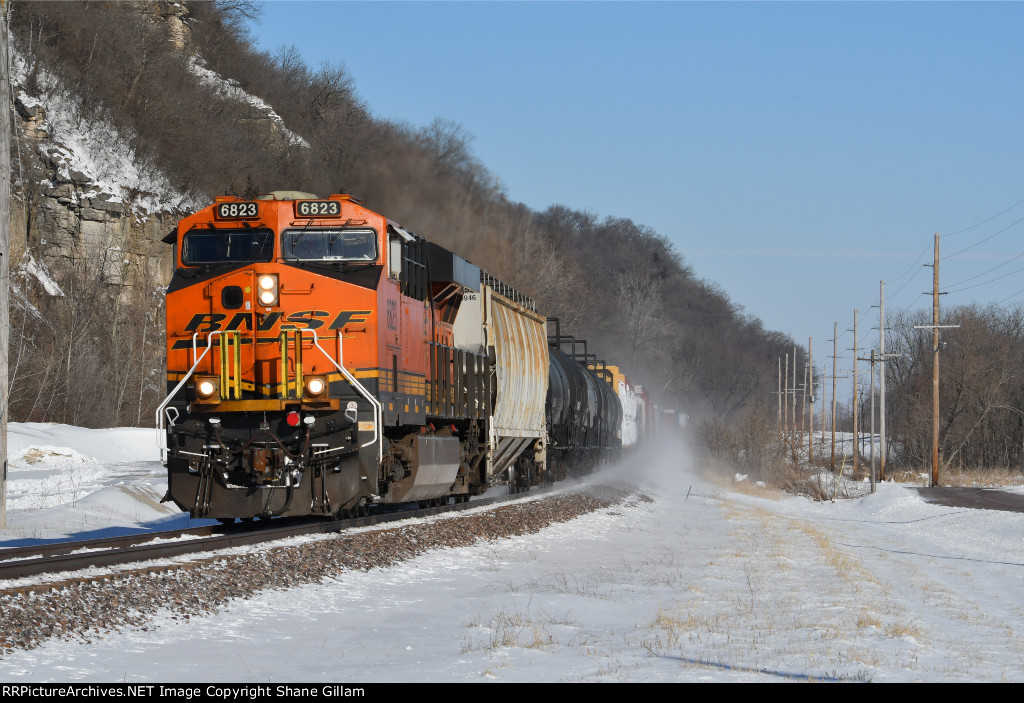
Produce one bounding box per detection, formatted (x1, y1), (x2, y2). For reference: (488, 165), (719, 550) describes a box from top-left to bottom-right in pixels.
(389, 236), (403, 280)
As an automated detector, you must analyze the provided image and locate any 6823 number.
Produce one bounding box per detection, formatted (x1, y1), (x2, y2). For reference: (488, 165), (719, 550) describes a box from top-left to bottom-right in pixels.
(295, 200), (341, 217)
(216, 202), (258, 219)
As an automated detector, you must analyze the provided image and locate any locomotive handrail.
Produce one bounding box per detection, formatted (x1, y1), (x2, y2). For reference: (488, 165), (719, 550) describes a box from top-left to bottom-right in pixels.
(307, 329), (383, 464)
(154, 331), (223, 464)
(155, 329), (383, 467)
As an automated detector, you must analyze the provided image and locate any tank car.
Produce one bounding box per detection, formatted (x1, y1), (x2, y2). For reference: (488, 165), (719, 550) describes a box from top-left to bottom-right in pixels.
(545, 319), (624, 479)
(157, 191), (615, 521)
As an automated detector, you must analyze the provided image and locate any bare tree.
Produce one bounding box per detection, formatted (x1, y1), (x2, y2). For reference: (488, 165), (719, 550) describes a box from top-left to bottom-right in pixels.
(616, 264), (663, 364)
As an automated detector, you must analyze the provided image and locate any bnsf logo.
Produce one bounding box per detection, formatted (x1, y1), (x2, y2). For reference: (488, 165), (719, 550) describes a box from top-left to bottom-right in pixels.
(183, 310), (371, 333)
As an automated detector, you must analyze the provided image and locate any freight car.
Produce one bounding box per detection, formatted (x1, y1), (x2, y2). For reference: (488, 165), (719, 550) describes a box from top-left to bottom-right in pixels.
(156, 191), (624, 520)
(545, 319), (623, 481)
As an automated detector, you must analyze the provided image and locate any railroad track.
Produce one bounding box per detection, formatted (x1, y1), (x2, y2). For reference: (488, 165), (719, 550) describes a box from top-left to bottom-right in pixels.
(0, 491), (521, 585)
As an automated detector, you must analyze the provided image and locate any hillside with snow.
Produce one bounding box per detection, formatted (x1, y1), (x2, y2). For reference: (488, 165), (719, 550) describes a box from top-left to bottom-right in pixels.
(12, 52), (204, 219)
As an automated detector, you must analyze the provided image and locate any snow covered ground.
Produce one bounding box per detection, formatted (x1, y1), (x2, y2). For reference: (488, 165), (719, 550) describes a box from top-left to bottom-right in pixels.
(0, 423), (1023, 682)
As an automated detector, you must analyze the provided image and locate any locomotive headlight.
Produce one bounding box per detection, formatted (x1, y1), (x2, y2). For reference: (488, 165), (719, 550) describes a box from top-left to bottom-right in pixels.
(304, 376), (327, 397)
(195, 377), (219, 401)
(257, 274), (279, 307)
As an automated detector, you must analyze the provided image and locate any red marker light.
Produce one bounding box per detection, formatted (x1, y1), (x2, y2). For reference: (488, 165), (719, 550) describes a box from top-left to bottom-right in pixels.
(286, 411), (300, 427)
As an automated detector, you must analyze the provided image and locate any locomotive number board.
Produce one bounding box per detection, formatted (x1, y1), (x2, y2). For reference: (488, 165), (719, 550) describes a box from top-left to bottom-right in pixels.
(294, 200), (342, 218)
(215, 202), (259, 219)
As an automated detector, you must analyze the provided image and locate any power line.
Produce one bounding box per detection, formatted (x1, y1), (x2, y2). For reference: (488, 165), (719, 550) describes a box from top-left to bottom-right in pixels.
(901, 291), (928, 310)
(809, 199), (1024, 378)
(941, 213), (1024, 260)
(889, 243), (932, 284)
(997, 286), (1024, 305)
(945, 248), (1024, 290)
(945, 194), (1024, 237)
(887, 266), (929, 304)
(946, 261), (1024, 295)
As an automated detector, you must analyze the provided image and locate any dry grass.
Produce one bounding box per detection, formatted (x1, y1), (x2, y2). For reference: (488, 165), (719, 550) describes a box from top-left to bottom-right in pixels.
(730, 457), (1024, 496)
(709, 424), (1024, 494)
(791, 520), (881, 587)
(880, 464), (1024, 487)
(702, 462), (785, 499)
(462, 604), (556, 653)
(856, 609), (882, 631)
(923, 465), (1024, 487)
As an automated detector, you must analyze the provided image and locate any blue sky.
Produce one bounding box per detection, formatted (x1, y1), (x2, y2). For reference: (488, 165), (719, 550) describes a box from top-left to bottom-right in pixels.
(251, 1), (1024, 378)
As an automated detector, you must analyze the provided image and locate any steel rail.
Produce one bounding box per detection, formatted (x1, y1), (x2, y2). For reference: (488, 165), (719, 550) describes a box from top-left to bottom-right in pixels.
(0, 491), (524, 582)
(0, 524), (219, 562)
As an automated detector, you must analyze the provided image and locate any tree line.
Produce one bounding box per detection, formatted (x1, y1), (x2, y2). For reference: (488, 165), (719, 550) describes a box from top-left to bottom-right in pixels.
(885, 304), (1024, 473)
(7, 1), (800, 471)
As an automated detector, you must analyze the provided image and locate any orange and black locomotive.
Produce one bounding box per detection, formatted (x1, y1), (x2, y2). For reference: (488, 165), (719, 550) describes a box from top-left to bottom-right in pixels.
(158, 191), (623, 521)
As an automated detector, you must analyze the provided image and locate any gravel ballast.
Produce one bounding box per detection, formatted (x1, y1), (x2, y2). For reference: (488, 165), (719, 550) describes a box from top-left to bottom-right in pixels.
(0, 486), (635, 655)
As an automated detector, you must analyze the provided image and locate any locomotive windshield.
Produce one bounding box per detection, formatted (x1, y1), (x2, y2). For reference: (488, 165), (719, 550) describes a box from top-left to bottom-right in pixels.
(182, 228), (274, 265)
(281, 227), (378, 263)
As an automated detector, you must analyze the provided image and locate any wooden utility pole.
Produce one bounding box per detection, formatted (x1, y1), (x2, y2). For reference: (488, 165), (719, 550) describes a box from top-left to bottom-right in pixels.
(913, 234), (958, 486)
(0, 0), (10, 529)
(856, 344), (878, 492)
(808, 337), (814, 465)
(931, 235), (940, 487)
(852, 309), (859, 477)
(791, 346), (798, 444)
(879, 280), (887, 481)
(777, 357), (782, 441)
(820, 371), (827, 445)
(783, 352), (789, 452)
(801, 364), (808, 458)
(869, 350), (876, 493)
(831, 322), (838, 471)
